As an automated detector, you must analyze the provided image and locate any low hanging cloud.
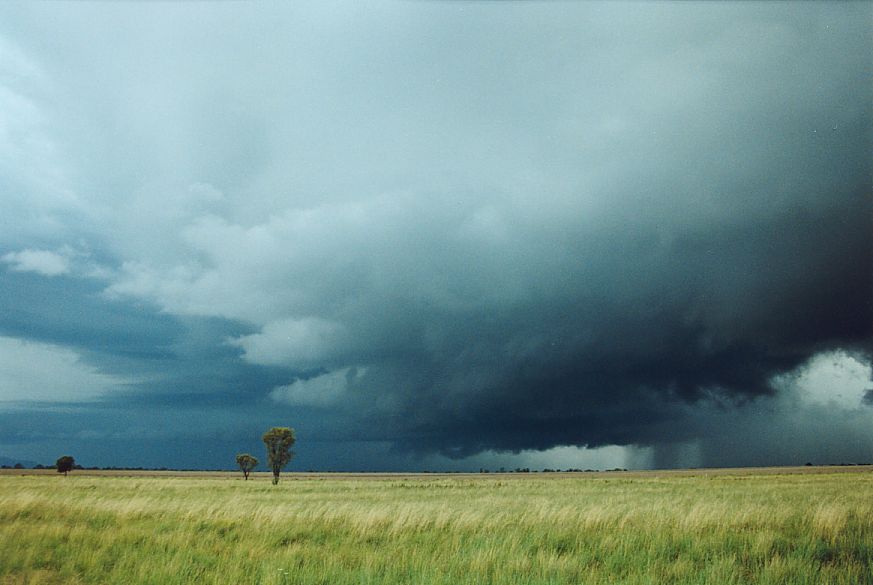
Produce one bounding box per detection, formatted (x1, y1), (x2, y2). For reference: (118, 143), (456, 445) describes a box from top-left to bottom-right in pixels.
(230, 317), (352, 369)
(270, 367), (366, 407)
(667, 351), (873, 469)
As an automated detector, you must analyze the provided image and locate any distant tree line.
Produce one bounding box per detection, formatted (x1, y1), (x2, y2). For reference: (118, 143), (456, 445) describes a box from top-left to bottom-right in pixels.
(6, 431), (872, 475)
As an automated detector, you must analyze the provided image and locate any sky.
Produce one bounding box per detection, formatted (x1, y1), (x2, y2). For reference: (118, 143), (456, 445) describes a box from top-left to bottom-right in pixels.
(0, 1), (870, 471)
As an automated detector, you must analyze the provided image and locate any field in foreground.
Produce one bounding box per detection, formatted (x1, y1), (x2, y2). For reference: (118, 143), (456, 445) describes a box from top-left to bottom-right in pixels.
(1, 468), (872, 584)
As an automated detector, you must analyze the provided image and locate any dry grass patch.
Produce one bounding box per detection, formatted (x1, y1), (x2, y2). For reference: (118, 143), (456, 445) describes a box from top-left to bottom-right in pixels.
(0, 470), (871, 584)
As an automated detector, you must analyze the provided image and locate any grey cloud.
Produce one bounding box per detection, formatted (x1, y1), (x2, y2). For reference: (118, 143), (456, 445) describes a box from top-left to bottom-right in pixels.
(0, 2), (870, 468)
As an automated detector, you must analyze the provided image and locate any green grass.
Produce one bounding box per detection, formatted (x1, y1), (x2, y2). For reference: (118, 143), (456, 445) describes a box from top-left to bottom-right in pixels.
(1, 470), (872, 584)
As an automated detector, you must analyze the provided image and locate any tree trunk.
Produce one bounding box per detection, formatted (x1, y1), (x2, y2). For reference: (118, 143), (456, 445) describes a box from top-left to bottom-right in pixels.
(272, 467), (280, 485)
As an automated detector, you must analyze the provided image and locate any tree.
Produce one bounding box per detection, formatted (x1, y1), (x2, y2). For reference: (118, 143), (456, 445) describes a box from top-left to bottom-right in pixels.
(235, 453), (259, 480)
(262, 427), (295, 485)
(56, 455), (75, 476)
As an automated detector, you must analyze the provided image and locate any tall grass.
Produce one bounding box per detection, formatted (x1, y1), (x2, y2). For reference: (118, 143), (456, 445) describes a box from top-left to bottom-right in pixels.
(1, 471), (871, 584)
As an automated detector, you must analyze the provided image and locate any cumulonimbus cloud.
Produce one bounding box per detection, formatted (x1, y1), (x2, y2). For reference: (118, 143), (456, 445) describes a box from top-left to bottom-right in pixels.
(0, 2), (870, 465)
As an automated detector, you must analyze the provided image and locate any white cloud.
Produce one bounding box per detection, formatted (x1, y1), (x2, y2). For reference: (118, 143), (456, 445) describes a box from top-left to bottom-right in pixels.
(0, 336), (127, 404)
(1, 246), (113, 280)
(230, 317), (351, 368)
(427, 444), (646, 472)
(773, 350), (872, 409)
(1, 248), (70, 276)
(270, 366), (366, 407)
(512, 444), (642, 471)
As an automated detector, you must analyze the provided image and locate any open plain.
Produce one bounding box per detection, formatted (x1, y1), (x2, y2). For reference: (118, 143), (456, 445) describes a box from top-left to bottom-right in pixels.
(1, 466), (871, 584)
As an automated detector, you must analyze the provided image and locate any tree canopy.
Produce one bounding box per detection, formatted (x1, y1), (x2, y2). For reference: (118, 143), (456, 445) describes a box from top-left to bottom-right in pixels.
(56, 455), (75, 476)
(235, 453), (258, 480)
(262, 427), (295, 485)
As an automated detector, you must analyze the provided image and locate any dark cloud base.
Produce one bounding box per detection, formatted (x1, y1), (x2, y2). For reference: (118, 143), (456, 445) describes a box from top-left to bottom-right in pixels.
(345, 187), (872, 459)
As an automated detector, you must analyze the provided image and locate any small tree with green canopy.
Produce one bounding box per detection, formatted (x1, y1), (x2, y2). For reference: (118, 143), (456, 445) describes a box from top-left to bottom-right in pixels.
(235, 453), (258, 480)
(56, 455), (75, 476)
(262, 427), (295, 485)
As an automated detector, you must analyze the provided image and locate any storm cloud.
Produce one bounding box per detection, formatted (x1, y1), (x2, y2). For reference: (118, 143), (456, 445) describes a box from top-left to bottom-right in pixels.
(0, 2), (870, 469)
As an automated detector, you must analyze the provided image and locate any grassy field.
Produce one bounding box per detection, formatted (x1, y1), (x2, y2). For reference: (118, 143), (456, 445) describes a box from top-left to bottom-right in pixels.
(1, 468), (871, 584)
